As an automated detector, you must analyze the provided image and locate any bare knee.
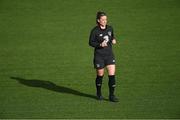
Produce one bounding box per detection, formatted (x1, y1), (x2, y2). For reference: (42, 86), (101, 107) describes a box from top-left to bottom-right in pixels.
(97, 68), (104, 76)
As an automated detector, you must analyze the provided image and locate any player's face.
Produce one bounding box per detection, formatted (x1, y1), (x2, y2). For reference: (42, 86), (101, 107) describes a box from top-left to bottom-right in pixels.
(98, 16), (107, 27)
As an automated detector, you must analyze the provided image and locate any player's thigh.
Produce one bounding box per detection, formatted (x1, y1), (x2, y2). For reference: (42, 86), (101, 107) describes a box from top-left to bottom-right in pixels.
(105, 55), (116, 75)
(107, 64), (116, 75)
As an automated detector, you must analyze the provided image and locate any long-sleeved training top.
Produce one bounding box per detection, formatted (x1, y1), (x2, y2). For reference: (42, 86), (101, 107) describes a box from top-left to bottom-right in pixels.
(89, 25), (115, 57)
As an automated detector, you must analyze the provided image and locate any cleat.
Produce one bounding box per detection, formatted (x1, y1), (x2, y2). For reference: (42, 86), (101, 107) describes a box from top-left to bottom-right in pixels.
(109, 95), (119, 102)
(97, 95), (104, 100)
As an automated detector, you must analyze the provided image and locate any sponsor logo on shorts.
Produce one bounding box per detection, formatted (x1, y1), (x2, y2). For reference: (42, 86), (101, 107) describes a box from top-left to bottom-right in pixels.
(113, 60), (115, 63)
(96, 64), (100, 68)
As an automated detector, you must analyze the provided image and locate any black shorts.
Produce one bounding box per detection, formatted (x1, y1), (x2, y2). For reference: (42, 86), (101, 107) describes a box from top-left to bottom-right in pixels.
(93, 55), (115, 69)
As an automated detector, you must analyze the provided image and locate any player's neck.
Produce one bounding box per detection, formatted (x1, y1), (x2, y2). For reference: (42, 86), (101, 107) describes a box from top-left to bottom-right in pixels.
(99, 25), (106, 30)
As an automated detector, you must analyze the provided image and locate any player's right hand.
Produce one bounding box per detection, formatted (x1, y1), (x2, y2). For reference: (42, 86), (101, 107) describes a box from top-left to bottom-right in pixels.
(100, 40), (108, 47)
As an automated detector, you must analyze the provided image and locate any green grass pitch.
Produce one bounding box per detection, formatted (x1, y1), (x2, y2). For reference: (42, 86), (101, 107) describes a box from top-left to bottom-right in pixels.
(0, 0), (180, 119)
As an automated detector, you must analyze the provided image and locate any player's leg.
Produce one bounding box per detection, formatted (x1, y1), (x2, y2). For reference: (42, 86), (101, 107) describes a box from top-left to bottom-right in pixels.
(96, 68), (104, 99)
(107, 64), (116, 94)
(97, 68), (104, 76)
(107, 64), (116, 96)
(107, 64), (115, 75)
(94, 57), (105, 100)
(107, 64), (118, 102)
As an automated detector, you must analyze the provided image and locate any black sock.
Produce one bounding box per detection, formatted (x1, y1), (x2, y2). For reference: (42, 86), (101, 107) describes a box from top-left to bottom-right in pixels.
(108, 75), (116, 96)
(96, 75), (103, 96)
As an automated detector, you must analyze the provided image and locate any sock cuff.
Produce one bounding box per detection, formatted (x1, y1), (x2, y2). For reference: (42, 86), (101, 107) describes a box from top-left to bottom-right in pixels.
(108, 75), (115, 78)
(97, 75), (103, 79)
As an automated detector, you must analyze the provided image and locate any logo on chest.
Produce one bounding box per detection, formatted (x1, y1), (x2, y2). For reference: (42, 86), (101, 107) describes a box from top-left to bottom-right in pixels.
(108, 31), (112, 36)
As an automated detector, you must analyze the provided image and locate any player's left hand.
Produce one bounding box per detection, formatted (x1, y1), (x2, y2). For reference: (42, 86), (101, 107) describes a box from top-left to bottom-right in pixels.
(112, 39), (116, 44)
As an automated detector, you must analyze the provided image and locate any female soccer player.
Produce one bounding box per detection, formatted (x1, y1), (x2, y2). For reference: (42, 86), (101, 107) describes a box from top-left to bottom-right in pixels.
(89, 11), (118, 102)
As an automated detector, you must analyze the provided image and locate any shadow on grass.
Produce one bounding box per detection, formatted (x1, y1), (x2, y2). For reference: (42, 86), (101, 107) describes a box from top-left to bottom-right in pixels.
(10, 76), (97, 100)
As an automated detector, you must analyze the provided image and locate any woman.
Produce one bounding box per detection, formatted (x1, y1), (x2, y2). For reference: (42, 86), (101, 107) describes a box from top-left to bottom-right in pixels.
(89, 11), (118, 102)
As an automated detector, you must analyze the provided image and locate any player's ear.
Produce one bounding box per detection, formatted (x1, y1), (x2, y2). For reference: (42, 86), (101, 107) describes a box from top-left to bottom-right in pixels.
(97, 19), (100, 23)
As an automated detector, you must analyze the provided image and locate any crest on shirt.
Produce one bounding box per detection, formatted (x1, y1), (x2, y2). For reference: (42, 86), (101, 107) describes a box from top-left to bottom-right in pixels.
(108, 31), (112, 36)
(99, 34), (103, 37)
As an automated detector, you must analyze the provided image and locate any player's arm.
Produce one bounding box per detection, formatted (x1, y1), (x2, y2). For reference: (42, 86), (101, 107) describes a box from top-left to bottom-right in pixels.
(89, 30), (104, 48)
(111, 27), (116, 45)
